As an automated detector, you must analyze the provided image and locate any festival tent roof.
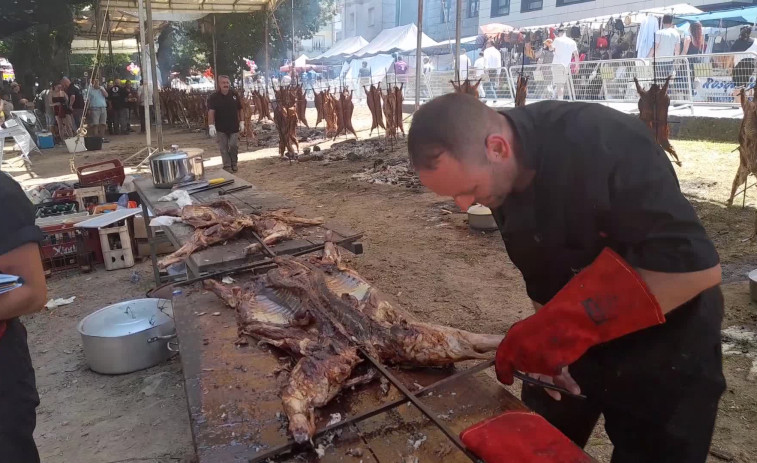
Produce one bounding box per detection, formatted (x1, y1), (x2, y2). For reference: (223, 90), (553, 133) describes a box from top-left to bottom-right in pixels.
(518, 3), (701, 30)
(100, 0), (270, 13)
(675, 6), (757, 28)
(311, 36), (369, 61)
(420, 36), (479, 56)
(71, 38), (140, 54)
(352, 24), (438, 59)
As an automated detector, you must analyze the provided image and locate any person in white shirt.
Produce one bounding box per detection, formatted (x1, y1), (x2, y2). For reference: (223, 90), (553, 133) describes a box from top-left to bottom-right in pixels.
(652, 15), (681, 83)
(474, 52), (485, 77)
(459, 53), (471, 79)
(482, 41), (502, 100)
(552, 28), (579, 100)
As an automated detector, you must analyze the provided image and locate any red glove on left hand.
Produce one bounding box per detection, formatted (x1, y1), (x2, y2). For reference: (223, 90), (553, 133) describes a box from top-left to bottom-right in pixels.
(496, 247), (665, 385)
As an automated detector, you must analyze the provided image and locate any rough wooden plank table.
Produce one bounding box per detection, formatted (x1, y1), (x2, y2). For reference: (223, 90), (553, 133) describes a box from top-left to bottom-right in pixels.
(172, 276), (549, 463)
(133, 167), (362, 284)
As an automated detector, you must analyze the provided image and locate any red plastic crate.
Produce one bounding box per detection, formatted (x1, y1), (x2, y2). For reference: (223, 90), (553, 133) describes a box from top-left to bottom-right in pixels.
(76, 159), (126, 188)
(51, 189), (76, 203)
(39, 224), (103, 276)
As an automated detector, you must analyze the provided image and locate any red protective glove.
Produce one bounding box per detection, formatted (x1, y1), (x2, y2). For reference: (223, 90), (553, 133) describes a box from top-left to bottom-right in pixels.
(496, 247), (664, 385)
(461, 411), (593, 462)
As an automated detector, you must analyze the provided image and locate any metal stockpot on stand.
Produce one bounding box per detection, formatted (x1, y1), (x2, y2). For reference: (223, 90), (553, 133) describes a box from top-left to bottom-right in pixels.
(77, 298), (177, 374)
(150, 148), (205, 189)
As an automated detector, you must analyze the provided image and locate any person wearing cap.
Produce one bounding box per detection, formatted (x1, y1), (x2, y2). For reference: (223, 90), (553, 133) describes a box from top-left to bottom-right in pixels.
(407, 93), (724, 462)
(207, 75), (244, 173)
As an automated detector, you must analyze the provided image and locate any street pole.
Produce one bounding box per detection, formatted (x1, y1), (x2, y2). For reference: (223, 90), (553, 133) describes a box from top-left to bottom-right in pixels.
(414, 0), (424, 110)
(144, 0), (164, 151)
(265, 11), (270, 91)
(137, 0), (152, 149)
(291, 0), (296, 75)
(106, 12), (115, 77)
(454, 0), (462, 80)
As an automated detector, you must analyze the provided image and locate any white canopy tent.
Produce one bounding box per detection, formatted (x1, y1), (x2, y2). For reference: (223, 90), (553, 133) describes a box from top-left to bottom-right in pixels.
(353, 23), (438, 59)
(71, 38), (139, 54)
(309, 36), (369, 63)
(518, 3), (702, 31)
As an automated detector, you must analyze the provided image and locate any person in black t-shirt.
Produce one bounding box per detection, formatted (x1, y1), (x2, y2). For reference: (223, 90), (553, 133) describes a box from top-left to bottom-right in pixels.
(207, 75), (244, 173)
(108, 79), (129, 134)
(61, 77), (84, 131)
(407, 94), (724, 462)
(0, 172), (47, 463)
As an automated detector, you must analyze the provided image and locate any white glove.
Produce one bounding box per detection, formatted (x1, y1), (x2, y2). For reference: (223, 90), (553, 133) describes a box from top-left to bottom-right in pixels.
(239, 121), (245, 132)
(208, 124), (217, 137)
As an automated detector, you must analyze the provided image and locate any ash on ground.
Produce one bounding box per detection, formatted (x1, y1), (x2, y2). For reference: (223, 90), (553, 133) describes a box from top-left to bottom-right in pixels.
(352, 159), (421, 188)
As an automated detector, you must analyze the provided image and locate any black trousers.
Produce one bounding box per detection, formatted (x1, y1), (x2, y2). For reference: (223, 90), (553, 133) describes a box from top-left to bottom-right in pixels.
(523, 287), (725, 463)
(139, 105), (155, 133)
(0, 319), (40, 463)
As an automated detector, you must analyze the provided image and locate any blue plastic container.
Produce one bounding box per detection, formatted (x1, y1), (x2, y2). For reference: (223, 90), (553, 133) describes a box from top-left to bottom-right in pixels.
(36, 132), (54, 149)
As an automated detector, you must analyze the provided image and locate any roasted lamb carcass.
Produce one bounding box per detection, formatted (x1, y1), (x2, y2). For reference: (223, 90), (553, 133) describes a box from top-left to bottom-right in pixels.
(205, 241), (502, 443)
(243, 210), (324, 255)
(273, 102), (299, 158)
(158, 218), (254, 269)
(159, 200), (241, 228)
(451, 78), (483, 99)
(514, 75), (529, 107)
(323, 92), (339, 138)
(365, 84), (386, 136)
(393, 85), (405, 136)
(727, 89), (757, 237)
(337, 89), (357, 139)
(295, 84), (309, 127)
(382, 88), (398, 141)
(314, 88), (326, 127)
(633, 76), (681, 166)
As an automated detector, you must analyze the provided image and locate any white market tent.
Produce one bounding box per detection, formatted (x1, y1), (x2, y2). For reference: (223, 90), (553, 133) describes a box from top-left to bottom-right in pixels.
(518, 3), (702, 30)
(71, 38), (139, 54)
(311, 36), (369, 62)
(353, 23), (438, 59)
(100, 0), (268, 12)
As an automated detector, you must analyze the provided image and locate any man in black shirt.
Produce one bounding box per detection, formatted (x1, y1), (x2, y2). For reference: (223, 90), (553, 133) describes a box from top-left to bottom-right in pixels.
(407, 93), (724, 462)
(0, 172), (47, 462)
(62, 77), (84, 131)
(108, 79), (129, 135)
(207, 75), (244, 173)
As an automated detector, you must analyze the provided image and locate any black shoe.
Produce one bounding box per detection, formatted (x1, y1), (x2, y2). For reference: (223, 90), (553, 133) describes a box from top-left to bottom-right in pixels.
(232, 166), (238, 173)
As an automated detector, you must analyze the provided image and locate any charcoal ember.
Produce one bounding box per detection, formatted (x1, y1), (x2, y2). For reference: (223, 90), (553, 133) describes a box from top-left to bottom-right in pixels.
(346, 152), (361, 162)
(303, 147), (311, 155)
(313, 145), (322, 152)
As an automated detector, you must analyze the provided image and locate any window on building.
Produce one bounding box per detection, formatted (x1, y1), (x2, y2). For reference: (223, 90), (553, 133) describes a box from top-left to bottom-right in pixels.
(349, 12), (355, 29)
(521, 0), (542, 11)
(312, 35), (326, 50)
(440, 0), (451, 23)
(556, 0), (592, 5)
(466, 0), (479, 18)
(368, 7), (375, 26)
(491, 0), (509, 16)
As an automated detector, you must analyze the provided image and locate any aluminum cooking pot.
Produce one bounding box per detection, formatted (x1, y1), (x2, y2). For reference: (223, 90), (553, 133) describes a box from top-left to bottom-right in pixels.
(150, 151), (204, 189)
(78, 298), (177, 375)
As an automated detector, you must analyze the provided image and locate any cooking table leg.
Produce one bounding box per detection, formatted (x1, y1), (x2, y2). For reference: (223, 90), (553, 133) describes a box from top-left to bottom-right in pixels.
(140, 198), (161, 285)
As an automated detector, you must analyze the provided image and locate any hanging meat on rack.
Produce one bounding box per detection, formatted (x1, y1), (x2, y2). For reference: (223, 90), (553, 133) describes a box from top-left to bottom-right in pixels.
(274, 103), (299, 159)
(204, 239), (503, 444)
(514, 75), (529, 107)
(633, 76), (681, 166)
(156, 203), (324, 268)
(393, 85), (405, 136)
(365, 84), (385, 136)
(333, 89), (357, 139)
(295, 84), (309, 127)
(314, 88), (327, 126)
(240, 96), (257, 144)
(450, 78), (482, 99)
(252, 90), (272, 122)
(727, 89), (757, 237)
(322, 91), (339, 138)
(382, 86), (398, 142)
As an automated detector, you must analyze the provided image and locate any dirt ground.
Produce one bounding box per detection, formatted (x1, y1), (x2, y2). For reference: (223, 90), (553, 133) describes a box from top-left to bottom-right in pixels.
(3, 103), (757, 462)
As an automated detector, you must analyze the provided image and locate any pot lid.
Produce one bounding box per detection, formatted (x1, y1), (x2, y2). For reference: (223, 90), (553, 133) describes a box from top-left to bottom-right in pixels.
(153, 151), (189, 161)
(467, 204), (493, 216)
(78, 298), (173, 337)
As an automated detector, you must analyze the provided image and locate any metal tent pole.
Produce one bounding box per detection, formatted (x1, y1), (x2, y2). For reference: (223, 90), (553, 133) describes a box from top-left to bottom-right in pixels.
(454, 0), (462, 80)
(265, 12), (270, 90)
(212, 15), (219, 78)
(414, 0), (424, 110)
(106, 12), (115, 77)
(291, 0), (296, 71)
(137, 0), (152, 149)
(145, 0), (164, 151)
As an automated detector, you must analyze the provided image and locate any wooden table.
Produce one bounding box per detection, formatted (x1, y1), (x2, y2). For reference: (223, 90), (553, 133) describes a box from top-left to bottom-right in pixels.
(134, 168), (362, 285)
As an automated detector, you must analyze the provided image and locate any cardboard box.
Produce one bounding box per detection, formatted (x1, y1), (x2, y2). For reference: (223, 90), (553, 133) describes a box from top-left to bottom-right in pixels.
(136, 239), (175, 257)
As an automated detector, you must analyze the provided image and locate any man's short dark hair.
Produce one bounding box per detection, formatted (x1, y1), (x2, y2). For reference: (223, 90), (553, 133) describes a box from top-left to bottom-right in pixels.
(408, 93), (492, 171)
(662, 14), (673, 24)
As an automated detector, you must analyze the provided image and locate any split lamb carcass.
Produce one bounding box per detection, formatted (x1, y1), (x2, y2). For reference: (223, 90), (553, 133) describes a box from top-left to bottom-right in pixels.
(338, 89), (357, 139)
(451, 78), (483, 99)
(157, 204), (323, 267)
(727, 89), (757, 237)
(393, 85), (405, 136)
(514, 75), (529, 107)
(314, 88), (326, 126)
(295, 84), (309, 128)
(382, 88), (398, 141)
(633, 77), (682, 166)
(365, 84), (385, 136)
(204, 240), (503, 444)
(323, 92), (339, 138)
(274, 102), (300, 158)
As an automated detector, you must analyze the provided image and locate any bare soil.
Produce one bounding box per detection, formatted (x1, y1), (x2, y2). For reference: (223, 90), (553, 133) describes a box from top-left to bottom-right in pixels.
(4, 106), (756, 462)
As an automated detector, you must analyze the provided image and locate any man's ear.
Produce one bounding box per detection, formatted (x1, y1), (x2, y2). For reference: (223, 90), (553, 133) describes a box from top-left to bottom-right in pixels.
(484, 133), (512, 164)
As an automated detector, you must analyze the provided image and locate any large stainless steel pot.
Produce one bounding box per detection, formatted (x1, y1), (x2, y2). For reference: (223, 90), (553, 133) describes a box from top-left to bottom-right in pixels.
(150, 150), (204, 188)
(77, 298), (177, 375)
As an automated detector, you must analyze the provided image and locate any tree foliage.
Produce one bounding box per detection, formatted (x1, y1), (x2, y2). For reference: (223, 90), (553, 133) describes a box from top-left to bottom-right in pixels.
(0, 0), (93, 95)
